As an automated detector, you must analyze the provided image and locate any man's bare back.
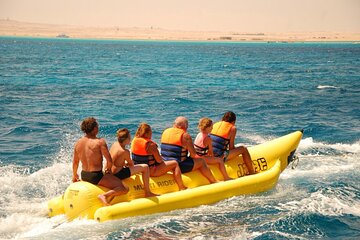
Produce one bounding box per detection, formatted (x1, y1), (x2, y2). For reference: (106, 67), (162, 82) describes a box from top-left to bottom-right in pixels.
(72, 117), (129, 206)
(75, 136), (105, 172)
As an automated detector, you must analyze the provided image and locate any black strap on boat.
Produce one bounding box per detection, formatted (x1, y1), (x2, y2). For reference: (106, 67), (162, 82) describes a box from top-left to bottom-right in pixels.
(291, 155), (300, 169)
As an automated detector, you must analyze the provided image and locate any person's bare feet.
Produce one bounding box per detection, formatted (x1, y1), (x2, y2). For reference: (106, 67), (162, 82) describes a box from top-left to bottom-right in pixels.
(107, 195), (115, 203)
(210, 179), (220, 184)
(224, 176), (234, 181)
(145, 191), (160, 197)
(97, 194), (111, 206)
(179, 185), (188, 191)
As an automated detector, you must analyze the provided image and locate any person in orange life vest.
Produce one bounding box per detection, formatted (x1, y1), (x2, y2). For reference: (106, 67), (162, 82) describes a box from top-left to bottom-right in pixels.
(194, 117), (232, 181)
(110, 128), (158, 198)
(161, 116), (218, 184)
(131, 123), (187, 191)
(210, 111), (255, 175)
(72, 117), (129, 206)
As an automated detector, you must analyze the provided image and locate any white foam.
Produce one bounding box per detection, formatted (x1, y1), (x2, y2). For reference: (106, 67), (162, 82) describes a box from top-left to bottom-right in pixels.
(18, 217), (99, 239)
(251, 231), (308, 240)
(0, 141), (74, 239)
(278, 191), (360, 217)
(292, 138), (360, 175)
(317, 85), (339, 89)
(0, 162), (71, 199)
(282, 150), (359, 180)
(0, 214), (43, 239)
(298, 137), (360, 154)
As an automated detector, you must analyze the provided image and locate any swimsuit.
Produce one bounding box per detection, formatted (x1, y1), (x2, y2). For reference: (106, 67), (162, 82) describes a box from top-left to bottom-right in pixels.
(114, 167), (131, 180)
(81, 170), (104, 185)
(178, 157), (195, 173)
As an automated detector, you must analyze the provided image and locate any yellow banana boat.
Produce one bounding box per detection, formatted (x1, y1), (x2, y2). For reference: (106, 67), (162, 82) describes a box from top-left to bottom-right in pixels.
(48, 130), (303, 222)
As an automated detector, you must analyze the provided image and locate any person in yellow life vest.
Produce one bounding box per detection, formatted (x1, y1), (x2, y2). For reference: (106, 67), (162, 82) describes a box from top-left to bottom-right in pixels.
(210, 111), (255, 175)
(161, 116), (218, 184)
(110, 128), (158, 197)
(131, 123), (187, 191)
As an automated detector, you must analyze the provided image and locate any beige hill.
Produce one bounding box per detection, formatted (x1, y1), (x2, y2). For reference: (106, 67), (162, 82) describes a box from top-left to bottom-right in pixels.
(1, 19), (359, 42)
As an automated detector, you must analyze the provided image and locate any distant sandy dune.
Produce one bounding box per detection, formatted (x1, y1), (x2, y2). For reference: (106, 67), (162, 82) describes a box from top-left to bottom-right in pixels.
(1, 19), (359, 42)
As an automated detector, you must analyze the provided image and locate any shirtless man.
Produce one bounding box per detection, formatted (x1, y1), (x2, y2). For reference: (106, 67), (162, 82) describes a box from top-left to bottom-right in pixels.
(72, 117), (129, 206)
(109, 128), (158, 197)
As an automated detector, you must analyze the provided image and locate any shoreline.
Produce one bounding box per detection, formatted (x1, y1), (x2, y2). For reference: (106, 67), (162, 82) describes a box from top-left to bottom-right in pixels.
(1, 35), (359, 44)
(1, 19), (359, 43)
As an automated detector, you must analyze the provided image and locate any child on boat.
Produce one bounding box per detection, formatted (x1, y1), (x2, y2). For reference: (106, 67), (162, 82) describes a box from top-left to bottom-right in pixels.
(194, 118), (232, 181)
(110, 128), (158, 197)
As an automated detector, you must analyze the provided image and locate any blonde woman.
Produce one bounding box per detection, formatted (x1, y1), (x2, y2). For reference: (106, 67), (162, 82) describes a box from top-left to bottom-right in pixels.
(194, 117), (232, 181)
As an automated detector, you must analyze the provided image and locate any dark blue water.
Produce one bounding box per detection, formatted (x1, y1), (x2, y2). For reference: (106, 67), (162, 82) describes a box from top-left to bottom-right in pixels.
(0, 37), (359, 239)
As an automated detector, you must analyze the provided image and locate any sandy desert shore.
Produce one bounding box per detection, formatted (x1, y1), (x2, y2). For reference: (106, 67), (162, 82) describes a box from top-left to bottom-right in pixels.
(1, 19), (359, 42)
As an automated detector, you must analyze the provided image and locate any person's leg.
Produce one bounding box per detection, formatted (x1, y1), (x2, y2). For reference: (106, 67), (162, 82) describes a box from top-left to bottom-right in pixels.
(192, 157), (218, 183)
(228, 146), (255, 175)
(129, 165), (158, 197)
(226, 147), (242, 159)
(150, 161), (187, 190)
(97, 174), (129, 206)
(168, 160), (187, 190)
(204, 156), (232, 181)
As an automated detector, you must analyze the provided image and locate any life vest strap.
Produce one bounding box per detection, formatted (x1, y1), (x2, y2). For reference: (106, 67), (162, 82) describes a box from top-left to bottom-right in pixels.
(132, 153), (156, 166)
(160, 143), (187, 161)
(209, 134), (229, 157)
(194, 144), (208, 156)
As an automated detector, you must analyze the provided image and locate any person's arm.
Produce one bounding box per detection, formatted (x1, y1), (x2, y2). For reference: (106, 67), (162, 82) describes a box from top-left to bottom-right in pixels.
(204, 136), (214, 156)
(147, 142), (163, 163)
(183, 132), (197, 158)
(72, 144), (80, 182)
(229, 126), (237, 150)
(100, 138), (112, 174)
(125, 150), (135, 167)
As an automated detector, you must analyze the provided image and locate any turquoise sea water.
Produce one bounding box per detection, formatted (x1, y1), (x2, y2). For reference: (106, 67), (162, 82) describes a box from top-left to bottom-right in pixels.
(0, 37), (359, 239)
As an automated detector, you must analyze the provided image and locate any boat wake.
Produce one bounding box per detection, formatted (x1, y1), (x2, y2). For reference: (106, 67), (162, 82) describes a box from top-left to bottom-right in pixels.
(299, 137), (360, 154)
(278, 187), (360, 217)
